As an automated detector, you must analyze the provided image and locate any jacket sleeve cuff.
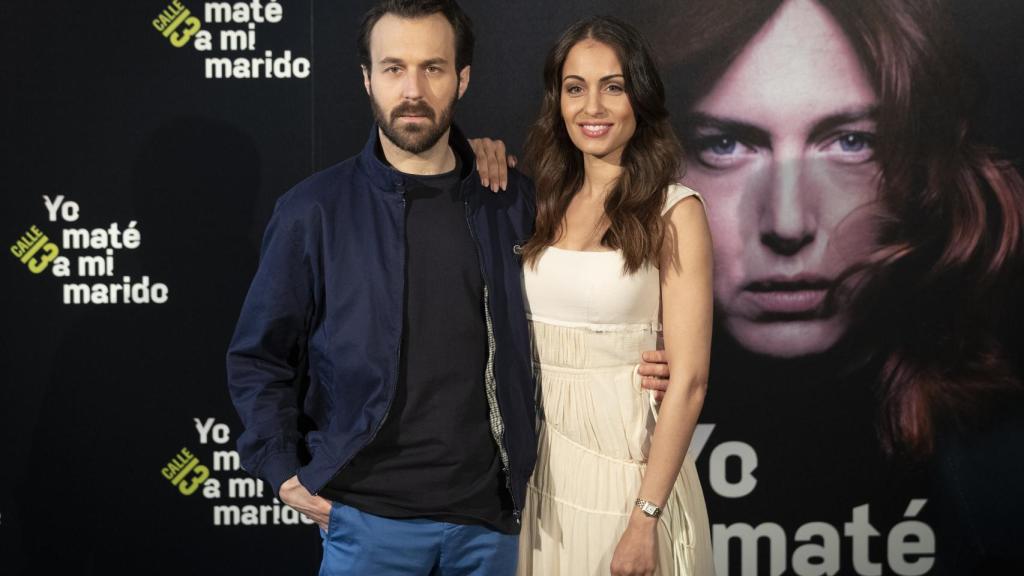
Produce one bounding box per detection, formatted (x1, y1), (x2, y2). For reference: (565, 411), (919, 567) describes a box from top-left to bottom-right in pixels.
(260, 451), (303, 498)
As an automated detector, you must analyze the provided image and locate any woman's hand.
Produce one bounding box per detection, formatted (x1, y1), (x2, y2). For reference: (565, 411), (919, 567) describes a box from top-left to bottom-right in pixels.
(468, 137), (517, 192)
(610, 513), (659, 576)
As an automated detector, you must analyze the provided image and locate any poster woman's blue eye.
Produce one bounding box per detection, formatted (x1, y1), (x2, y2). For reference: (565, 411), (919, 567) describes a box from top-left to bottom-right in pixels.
(708, 136), (737, 155)
(838, 133), (870, 152)
(692, 133), (755, 169)
(823, 130), (875, 163)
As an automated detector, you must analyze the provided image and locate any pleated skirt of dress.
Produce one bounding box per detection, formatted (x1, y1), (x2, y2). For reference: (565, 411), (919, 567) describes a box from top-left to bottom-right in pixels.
(518, 320), (714, 576)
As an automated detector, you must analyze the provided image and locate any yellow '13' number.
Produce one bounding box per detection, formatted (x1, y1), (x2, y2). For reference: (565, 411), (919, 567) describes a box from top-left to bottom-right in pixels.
(26, 242), (59, 274)
(167, 14), (201, 48)
(178, 464), (210, 496)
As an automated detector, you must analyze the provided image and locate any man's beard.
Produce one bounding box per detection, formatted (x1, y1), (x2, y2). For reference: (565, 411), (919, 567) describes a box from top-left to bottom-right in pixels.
(371, 90), (457, 154)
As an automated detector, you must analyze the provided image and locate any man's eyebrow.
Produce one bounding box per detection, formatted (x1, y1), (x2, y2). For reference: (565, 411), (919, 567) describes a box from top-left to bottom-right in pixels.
(377, 57), (451, 67)
(683, 112), (771, 149)
(420, 57), (450, 67)
(562, 73), (625, 83)
(807, 106), (878, 142)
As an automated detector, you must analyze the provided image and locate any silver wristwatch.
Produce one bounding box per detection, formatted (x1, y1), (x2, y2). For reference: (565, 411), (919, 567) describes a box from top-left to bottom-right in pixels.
(635, 498), (663, 518)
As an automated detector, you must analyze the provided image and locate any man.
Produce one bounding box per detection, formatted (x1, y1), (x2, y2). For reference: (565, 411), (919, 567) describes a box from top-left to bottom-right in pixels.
(228, 1), (529, 572)
(227, 1), (669, 573)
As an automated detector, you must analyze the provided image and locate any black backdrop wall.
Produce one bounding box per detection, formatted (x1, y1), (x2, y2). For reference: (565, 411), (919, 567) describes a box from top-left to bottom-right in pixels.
(3, 1), (1023, 575)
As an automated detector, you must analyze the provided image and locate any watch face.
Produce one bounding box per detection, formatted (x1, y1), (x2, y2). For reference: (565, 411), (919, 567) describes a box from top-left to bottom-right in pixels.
(642, 502), (658, 515)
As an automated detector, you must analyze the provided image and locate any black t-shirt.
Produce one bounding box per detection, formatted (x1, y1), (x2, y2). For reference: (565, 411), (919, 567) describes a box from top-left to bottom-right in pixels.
(321, 157), (516, 533)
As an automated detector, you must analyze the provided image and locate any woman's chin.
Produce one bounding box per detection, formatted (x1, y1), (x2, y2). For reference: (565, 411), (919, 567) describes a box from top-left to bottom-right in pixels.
(725, 316), (848, 359)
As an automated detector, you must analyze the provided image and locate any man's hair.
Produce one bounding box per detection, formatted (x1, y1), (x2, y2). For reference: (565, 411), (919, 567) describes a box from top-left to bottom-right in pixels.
(358, 0), (475, 72)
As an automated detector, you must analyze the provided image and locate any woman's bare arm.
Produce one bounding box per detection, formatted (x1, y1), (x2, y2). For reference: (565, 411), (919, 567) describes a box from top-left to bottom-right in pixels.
(611, 194), (713, 575)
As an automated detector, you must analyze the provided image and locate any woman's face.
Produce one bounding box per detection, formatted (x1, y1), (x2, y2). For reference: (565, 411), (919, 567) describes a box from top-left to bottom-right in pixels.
(682, 0), (881, 358)
(560, 39), (636, 166)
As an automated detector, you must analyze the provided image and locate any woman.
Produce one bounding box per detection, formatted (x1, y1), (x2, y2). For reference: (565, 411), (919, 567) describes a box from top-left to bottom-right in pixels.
(513, 16), (713, 576)
(656, 0), (1024, 572)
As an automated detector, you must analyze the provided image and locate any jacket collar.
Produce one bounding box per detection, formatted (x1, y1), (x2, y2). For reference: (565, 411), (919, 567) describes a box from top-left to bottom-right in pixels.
(358, 123), (481, 196)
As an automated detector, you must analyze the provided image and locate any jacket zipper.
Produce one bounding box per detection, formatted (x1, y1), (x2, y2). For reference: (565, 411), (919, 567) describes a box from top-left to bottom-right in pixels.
(464, 199), (521, 523)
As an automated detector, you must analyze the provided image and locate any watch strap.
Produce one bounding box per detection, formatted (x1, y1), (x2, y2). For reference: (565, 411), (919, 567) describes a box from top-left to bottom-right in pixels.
(634, 498), (663, 518)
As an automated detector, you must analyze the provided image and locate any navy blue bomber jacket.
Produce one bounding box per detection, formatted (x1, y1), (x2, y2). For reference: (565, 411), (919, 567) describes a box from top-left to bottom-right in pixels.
(226, 124), (537, 516)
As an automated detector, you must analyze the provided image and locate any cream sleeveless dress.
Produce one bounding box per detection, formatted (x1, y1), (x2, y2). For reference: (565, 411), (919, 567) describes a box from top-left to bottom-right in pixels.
(517, 184), (714, 576)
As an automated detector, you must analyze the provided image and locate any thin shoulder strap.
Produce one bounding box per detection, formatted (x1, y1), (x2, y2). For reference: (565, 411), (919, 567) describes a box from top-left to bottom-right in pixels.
(661, 183), (705, 216)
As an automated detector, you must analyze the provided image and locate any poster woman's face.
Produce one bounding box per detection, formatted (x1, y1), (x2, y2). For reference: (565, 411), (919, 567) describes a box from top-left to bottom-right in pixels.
(682, 0), (881, 358)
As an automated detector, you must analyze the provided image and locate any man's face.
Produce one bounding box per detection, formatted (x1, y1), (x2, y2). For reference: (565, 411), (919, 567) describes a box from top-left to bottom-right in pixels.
(681, 0), (881, 358)
(363, 13), (469, 154)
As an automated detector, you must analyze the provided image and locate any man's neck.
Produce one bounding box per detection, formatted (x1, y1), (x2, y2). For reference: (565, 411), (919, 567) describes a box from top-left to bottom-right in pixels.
(379, 128), (457, 176)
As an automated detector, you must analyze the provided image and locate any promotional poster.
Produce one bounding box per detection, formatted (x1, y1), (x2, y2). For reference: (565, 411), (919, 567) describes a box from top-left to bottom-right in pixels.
(3, 1), (1022, 574)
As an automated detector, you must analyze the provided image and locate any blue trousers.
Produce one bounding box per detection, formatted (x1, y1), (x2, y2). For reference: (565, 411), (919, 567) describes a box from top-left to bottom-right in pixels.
(318, 502), (518, 575)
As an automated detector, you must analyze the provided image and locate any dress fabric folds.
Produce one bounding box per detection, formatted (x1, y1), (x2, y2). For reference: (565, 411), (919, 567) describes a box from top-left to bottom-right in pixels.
(518, 185), (714, 575)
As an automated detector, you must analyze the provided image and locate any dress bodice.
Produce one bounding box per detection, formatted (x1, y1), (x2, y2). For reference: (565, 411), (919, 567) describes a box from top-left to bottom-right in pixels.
(522, 184), (703, 332)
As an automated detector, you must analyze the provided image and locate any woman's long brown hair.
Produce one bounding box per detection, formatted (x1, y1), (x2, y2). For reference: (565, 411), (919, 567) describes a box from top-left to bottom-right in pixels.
(655, 0), (1024, 455)
(522, 16), (682, 274)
